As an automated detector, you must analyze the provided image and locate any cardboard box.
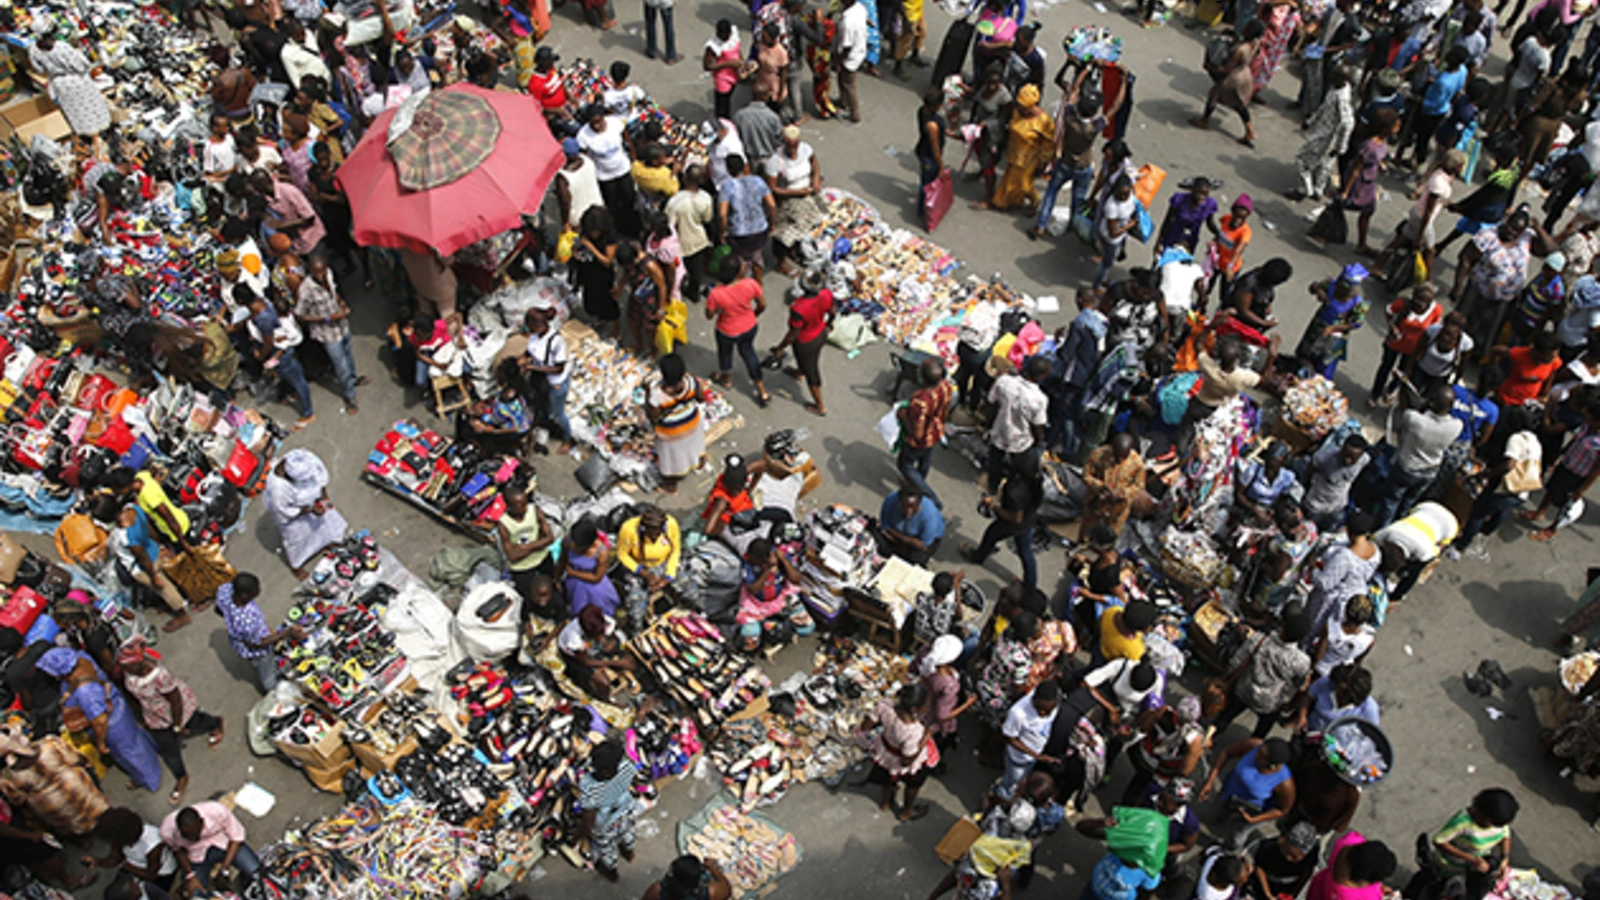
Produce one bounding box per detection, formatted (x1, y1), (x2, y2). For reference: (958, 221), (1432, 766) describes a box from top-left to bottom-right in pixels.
(350, 732), (419, 773)
(302, 756), (356, 793)
(273, 720), (349, 768)
(0, 96), (70, 143)
(934, 816), (982, 865)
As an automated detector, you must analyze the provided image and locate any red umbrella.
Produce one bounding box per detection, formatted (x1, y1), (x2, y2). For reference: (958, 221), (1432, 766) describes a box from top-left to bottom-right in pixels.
(335, 85), (563, 258)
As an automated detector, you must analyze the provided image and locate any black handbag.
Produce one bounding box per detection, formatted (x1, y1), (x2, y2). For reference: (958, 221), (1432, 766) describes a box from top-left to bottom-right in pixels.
(1310, 202), (1349, 244)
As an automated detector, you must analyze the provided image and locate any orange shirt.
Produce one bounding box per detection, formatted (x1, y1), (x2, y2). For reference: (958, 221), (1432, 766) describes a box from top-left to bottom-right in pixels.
(1212, 214), (1252, 275)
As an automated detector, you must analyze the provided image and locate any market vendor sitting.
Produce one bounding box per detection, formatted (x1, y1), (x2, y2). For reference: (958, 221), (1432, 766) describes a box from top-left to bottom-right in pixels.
(564, 517), (623, 621)
(557, 605), (637, 703)
(702, 454), (791, 541)
(874, 483), (944, 566)
(617, 506), (681, 630)
(497, 488), (557, 603)
(461, 360), (535, 457)
(736, 537), (815, 653)
(1234, 443), (1298, 527)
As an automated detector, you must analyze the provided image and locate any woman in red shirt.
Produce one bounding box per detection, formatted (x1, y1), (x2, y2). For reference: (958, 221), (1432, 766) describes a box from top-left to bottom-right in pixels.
(767, 269), (835, 416)
(702, 454), (756, 537)
(1370, 283), (1442, 407)
(705, 257), (770, 406)
(1492, 332), (1563, 408)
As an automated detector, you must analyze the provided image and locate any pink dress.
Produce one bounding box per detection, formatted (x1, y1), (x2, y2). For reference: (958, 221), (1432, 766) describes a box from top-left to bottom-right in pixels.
(1250, 6), (1301, 93)
(871, 697), (931, 776)
(1307, 832), (1385, 900)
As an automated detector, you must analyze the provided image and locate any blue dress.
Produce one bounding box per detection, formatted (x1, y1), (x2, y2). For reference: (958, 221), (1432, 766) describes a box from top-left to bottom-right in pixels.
(566, 552), (622, 619)
(66, 679), (162, 792)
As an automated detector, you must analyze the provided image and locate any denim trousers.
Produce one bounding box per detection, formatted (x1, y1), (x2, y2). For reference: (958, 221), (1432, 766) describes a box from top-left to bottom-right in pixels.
(196, 843), (262, 891)
(547, 379), (572, 442)
(1035, 161), (1094, 232)
(322, 332), (359, 403)
(644, 3), (676, 59)
(897, 444), (942, 509)
(275, 347), (313, 418)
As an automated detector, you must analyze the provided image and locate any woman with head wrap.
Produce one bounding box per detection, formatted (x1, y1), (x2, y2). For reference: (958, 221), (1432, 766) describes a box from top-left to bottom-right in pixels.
(263, 448), (349, 576)
(1297, 264), (1370, 379)
(39, 648), (163, 794)
(920, 633), (974, 754)
(118, 639), (224, 806)
(0, 723), (107, 841)
(976, 83), (1055, 212)
(765, 125), (825, 275)
(28, 18), (110, 138)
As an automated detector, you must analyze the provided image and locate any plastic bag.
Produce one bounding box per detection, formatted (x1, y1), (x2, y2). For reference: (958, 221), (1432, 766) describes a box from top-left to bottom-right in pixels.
(1104, 806), (1169, 877)
(1309, 202), (1348, 244)
(875, 404), (904, 450)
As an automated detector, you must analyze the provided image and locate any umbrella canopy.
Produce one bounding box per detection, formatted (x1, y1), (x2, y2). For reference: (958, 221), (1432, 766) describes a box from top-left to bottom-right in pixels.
(390, 90), (502, 191)
(335, 85), (563, 258)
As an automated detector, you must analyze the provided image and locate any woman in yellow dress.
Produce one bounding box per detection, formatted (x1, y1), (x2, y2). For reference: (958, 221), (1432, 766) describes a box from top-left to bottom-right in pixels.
(976, 83), (1055, 212)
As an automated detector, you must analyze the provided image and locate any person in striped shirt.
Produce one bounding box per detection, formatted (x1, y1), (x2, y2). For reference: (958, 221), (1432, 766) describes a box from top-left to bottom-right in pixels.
(1407, 788), (1518, 900)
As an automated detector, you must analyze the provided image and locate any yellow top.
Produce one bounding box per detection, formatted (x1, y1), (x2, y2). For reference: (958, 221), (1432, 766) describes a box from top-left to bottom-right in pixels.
(135, 472), (189, 543)
(631, 161), (680, 198)
(616, 515), (682, 578)
(1099, 606), (1145, 662)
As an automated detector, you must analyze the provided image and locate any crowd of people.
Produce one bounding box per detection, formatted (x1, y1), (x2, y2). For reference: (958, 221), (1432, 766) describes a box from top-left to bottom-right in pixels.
(0, 0), (1599, 893)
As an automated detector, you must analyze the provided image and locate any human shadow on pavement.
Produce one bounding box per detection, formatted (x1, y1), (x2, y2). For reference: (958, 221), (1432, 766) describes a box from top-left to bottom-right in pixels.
(822, 435), (902, 496)
(1460, 578), (1576, 647)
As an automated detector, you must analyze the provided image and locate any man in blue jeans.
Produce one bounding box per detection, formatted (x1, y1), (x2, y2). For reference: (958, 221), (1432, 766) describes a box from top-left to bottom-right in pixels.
(1028, 62), (1125, 241)
(294, 254), (366, 415)
(245, 291), (315, 430)
(897, 357), (953, 509)
(162, 801), (262, 892)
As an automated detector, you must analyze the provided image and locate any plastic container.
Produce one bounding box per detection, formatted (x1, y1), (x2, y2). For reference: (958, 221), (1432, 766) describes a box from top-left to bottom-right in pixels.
(1322, 716), (1394, 786)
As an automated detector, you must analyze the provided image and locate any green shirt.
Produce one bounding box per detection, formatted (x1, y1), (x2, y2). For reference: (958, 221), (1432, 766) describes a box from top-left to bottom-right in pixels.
(501, 509), (549, 572)
(1432, 808), (1508, 872)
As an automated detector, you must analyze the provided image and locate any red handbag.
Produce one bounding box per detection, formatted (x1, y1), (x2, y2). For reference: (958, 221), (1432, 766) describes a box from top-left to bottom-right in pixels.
(74, 374), (116, 411)
(0, 586), (45, 634)
(222, 440), (261, 489)
(922, 167), (954, 232)
(95, 415), (136, 454)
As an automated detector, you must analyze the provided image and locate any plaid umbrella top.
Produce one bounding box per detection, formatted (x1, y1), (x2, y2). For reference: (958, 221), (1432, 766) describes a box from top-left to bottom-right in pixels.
(389, 91), (503, 191)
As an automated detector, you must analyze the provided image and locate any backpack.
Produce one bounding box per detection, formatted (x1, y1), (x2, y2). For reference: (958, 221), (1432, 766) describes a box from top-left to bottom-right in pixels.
(1204, 32), (1236, 73)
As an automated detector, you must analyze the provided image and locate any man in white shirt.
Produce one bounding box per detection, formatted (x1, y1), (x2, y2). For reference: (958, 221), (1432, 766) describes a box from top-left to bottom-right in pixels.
(522, 303), (573, 454)
(280, 19), (330, 89)
(999, 682), (1059, 800)
(985, 355), (1050, 492)
(835, 0), (869, 123)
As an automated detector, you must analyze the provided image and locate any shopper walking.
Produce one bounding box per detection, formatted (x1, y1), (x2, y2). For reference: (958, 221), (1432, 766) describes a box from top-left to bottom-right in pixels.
(706, 257), (772, 407)
(578, 742), (641, 882)
(295, 254), (366, 416)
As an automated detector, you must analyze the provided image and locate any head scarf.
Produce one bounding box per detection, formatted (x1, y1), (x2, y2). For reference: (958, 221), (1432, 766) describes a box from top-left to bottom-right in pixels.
(279, 449), (330, 509)
(1008, 799), (1037, 835)
(1546, 252), (1568, 271)
(781, 124), (801, 141)
(116, 637), (158, 670)
(1016, 84), (1041, 108)
(1231, 193), (1254, 213)
(922, 634), (963, 676)
(216, 249), (242, 279)
(1175, 694), (1202, 724)
(0, 724), (36, 766)
(36, 648), (81, 678)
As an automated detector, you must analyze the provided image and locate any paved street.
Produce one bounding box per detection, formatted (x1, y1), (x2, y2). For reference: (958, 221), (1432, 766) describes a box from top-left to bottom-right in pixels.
(36, 1), (1600, 896)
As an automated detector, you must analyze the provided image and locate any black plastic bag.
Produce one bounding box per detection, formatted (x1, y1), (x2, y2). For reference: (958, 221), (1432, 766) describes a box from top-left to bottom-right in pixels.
(1309, 202), (1349, 244)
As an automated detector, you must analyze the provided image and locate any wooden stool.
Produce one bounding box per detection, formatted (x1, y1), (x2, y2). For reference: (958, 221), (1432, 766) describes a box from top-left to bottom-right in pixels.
(431, 375), (470, 417)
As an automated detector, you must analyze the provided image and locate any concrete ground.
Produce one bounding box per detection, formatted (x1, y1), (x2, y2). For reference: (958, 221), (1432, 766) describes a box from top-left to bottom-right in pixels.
(40, 1), (1600, 896)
